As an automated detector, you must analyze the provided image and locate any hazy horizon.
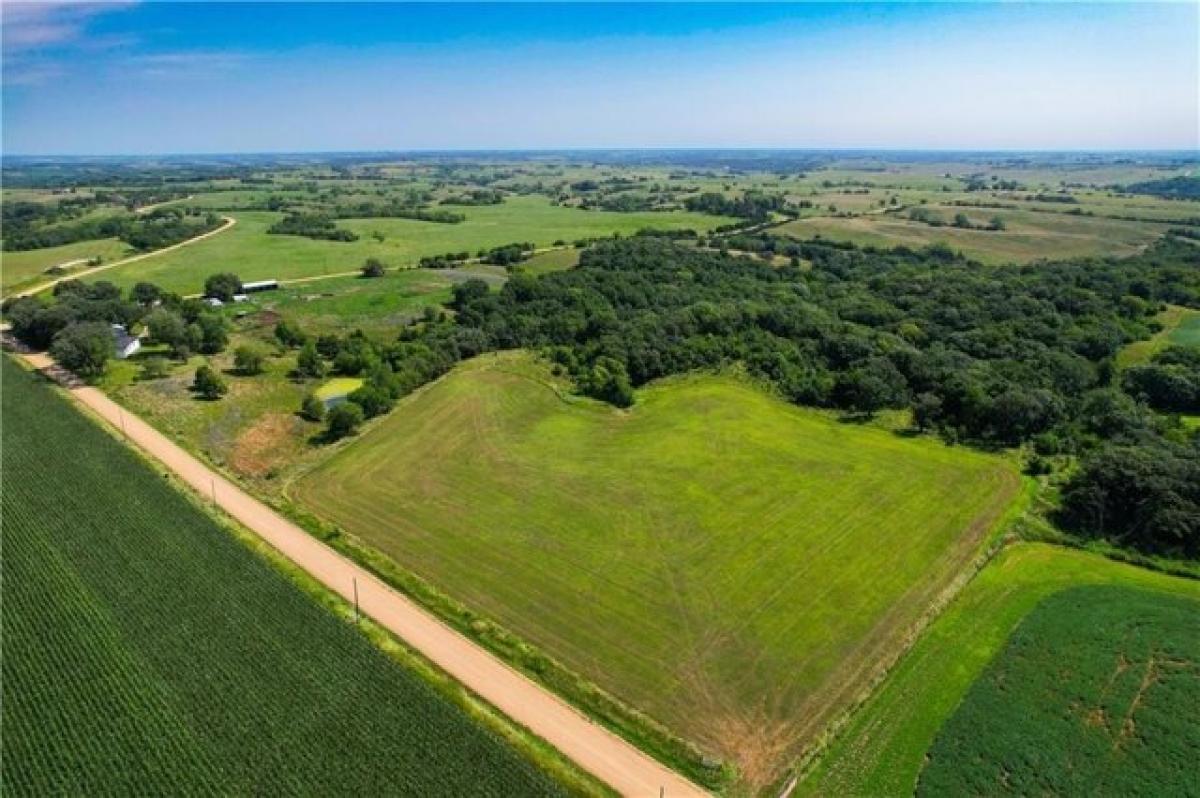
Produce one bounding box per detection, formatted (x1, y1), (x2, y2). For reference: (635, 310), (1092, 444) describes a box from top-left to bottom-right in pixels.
(3, 2), (1198, 155)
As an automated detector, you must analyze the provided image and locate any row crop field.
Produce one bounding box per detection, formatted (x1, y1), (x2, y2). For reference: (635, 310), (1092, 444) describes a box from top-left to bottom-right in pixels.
(918, 584), (1200, 796)
(293, 351), (1021, 789)
(98, 195), (734, 295)
(797, 543), (1200, 797)
(0, 356), (568, 797)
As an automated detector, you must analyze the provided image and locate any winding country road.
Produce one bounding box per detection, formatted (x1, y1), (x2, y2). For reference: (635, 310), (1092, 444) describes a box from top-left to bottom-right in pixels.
(8, 215), (237, 299)
(14, 350), (706, 798)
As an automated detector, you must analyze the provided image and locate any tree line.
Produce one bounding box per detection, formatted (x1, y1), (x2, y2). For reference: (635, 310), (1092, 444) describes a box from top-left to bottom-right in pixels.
(3, 206), (222, 252)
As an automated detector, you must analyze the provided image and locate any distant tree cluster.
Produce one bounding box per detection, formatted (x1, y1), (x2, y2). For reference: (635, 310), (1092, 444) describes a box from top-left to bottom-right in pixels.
(267, 213), (358, 242)
(419, 251), (472, 269)
(331, 202), (465, 224)
(480, 242), (535, 267)
(1122, 176), (1200, 200)
(440, 189), (504, 206)
(683, 190), (789, 220)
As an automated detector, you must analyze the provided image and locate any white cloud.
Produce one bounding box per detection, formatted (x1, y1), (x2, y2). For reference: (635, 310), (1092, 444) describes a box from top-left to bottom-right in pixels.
(2, 1), (135, 51)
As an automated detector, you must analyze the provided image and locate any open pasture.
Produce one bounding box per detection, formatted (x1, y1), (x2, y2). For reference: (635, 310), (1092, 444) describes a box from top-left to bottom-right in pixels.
(0, 356), (567, 797)
(98, 195), (733, 294)
(294, 351), (1019, 786)
(1, 237), (132, 294)
(233, 265), (503, 338)
(917, 584), (1200, 796)
(797, 543), (1200, 798)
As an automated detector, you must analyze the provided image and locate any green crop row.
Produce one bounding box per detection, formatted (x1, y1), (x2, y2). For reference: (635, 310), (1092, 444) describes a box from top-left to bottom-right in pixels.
(0, 355), (567, 797)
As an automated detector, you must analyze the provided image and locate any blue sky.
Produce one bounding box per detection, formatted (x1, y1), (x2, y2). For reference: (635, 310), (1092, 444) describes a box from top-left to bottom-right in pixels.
(3, 2), (1197, 154)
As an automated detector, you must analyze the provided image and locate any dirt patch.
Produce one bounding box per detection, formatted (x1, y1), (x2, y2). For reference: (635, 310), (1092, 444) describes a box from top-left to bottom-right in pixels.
(230, 412), (302, 478)
(710, 712), (797, 792)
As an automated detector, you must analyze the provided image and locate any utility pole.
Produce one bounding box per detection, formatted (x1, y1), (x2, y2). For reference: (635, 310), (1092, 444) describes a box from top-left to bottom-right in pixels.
(353, 578), (360, 624)
(211, 477), (217, 504)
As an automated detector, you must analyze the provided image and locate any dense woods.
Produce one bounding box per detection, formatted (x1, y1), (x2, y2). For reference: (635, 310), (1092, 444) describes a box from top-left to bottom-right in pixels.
(1123, 176), (1200, 200)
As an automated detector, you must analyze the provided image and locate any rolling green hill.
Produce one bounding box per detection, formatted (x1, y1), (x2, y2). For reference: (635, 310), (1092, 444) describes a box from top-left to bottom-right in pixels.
(294, 351), (1020, 787)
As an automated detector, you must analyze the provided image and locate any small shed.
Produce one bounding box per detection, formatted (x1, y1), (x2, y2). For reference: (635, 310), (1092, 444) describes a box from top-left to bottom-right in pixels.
(111, 324), (141, 360)
(204, 297), (224, 307)
(242, 279), (279, 293)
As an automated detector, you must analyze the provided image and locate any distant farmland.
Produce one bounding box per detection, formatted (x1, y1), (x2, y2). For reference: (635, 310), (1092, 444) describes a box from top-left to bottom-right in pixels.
(294, 351), (1020, 787)
(0, 356), (568, 797)
(918, 585), (1200, 796)
(773, 207), (1165, 264)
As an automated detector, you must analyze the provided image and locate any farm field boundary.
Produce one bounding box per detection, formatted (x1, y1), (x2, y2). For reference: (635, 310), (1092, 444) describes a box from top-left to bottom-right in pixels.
(293, 351), (1022, 790)
(794, 543), (1200, 797)
(9, 349), (706, 798)
(0, 355), (577, 796)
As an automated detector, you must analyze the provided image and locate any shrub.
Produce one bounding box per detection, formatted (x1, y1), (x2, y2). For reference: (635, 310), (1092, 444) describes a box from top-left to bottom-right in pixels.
(326, 401), (364, 438)
(233, 345), (267, 376)
(296, 342), (326, 379)
(140, 356), (169, 380)
(204, 273), (241, 301)
(301, 393), (326, 422)
(192, 364), (228, 400)
(49, 321), (112, 379)
(361, 258), (387, 278)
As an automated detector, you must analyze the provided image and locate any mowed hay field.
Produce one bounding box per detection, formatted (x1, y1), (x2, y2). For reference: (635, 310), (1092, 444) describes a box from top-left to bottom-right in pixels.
(773, 208), (1165, 265)
(917, 585), (1200, 796)
(0, 357), (567, 797)
(294, 352), (1020, 784)
(797, 544), (1200, 798)
(100, 195), (733, 295)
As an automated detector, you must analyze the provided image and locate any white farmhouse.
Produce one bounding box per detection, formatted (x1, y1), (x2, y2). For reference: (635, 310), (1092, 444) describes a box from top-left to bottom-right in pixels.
(111, 324), (141, 359)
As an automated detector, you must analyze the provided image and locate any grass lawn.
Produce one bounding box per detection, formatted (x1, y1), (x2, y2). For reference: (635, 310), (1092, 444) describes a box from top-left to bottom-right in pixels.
(796, 543), (1200, 798)
(99, 196), (733, 295)
(1116, 305), (1200, 367)
(518, 247), (581, 275)
(292, 351), (1019, 787)
(772, 208), (1165, 265)
(0, 356), (568, 797)
(917, 584), (1200, 796)
(1, 238), (132, 294)
(314, 376), (364, 402)
(1168, 307), (1200, 347)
